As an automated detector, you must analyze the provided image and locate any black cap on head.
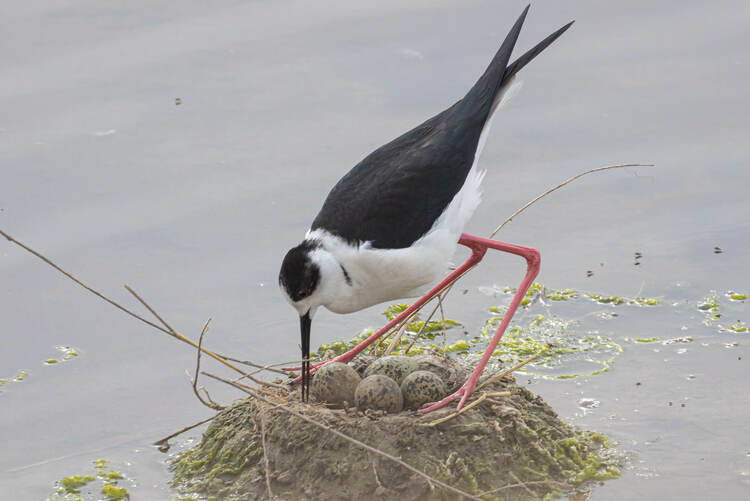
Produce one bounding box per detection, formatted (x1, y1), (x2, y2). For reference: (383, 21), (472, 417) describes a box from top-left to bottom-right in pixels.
(279, 240), (321, 303)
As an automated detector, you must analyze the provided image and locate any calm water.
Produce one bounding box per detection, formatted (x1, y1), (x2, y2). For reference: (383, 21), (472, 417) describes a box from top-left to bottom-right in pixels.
(2, 1), (749, 499)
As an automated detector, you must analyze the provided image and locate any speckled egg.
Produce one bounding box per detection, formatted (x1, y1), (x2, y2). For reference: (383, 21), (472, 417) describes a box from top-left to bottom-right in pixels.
(363, 355), (418, 385)
(354, 375), (403, 413)
(400, 370), (447, 410)
(310, 362), (361, 408)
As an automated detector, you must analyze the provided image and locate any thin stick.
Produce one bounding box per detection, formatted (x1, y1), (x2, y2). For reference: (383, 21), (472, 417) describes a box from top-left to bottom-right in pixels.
(0, 230), (276, 387)
(383, 316), (411, 356)
(372, 313), (410, 355)
(421, 391), (511, 427)
(0, 229), (169, 335)
(477, 479), (571, 497)
(489, 164), (654, 238)
(153, 416), (216, 446)
(213, 354), (289, 376)
(124, 284), (177, 334)
(259, 408), (274, 500)
(191, 319), (223, 410)
(476, 353), (541, 391)
(404, 293), (446, 355)
(508, 471), (541, 500)
(124, 285), (282, 389)
(369, 452), (384, 489)
(203, 372), (482, 501)
(438, 293), (448, 353)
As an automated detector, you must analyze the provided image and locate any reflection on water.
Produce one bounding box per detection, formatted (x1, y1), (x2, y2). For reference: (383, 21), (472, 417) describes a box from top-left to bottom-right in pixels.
(1, 0), (749, 499)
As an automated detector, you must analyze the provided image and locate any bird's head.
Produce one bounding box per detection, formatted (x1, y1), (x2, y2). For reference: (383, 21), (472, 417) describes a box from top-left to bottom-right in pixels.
(279, 240), (322, 316)
(278, 239), (323, 402)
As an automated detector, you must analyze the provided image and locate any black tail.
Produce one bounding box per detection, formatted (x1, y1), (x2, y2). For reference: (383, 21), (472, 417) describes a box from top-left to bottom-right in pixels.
(505, 20), (574, 80)
(460, 5), (573, 122)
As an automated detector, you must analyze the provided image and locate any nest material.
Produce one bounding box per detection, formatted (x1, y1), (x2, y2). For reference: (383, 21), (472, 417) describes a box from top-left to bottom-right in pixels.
(171, 359), (620, 501)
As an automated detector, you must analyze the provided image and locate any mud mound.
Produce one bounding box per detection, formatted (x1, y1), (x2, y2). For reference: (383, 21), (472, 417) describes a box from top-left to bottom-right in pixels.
(171, 366), (620, 501)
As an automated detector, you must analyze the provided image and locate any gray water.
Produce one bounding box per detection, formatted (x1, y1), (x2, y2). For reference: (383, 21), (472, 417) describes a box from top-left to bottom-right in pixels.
(1, 1), (749, 499)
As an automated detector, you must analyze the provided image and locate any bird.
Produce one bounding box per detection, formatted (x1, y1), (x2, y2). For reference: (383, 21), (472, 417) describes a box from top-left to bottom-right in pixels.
(279, 5), (573, 411)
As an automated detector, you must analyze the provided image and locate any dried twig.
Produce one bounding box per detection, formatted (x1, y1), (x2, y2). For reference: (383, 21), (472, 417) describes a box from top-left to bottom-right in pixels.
(124, 285), (282, 389)
(369, 452), (384, 489)
(476, 352), (541, 391)
(438, 293), (448, 353)
(191, 319), (223, 410)
(508, 471), (541, 500)
(404, 293), (446, 355)
(203, 372), (482, 501)
(259, 407), (274, 500)
(0, 229), (171, 335)
(489, 164), (654, 238)
(372, 313), (411, 355)
(212, 354), (289, 376)
(383, 316), (411, 356)
(420, 391), (510, 427)
(153, 415), (216, 447)
(477, 478), (571, 497)
(0, 229), (278, 388)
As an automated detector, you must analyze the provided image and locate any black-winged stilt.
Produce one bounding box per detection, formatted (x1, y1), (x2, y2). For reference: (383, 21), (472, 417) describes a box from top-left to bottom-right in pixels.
(279, 6), (573, 411)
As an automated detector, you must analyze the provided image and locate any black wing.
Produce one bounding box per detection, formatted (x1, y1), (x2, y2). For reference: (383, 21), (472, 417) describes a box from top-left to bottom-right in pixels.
(312, 7), (573, 249)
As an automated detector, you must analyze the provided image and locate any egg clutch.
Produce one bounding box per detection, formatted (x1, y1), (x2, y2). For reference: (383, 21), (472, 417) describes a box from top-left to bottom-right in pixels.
(308, 355), (457, 413)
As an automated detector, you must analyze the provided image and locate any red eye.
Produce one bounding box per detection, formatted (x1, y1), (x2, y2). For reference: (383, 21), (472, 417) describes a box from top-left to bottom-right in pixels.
(298, 289), (310, 299)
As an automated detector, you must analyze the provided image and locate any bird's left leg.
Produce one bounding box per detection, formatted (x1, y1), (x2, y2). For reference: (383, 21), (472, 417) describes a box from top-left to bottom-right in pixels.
(419, 233), (540, 414)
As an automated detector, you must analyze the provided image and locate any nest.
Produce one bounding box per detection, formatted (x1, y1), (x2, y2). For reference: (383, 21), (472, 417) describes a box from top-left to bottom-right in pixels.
(171, 366), (620, 501)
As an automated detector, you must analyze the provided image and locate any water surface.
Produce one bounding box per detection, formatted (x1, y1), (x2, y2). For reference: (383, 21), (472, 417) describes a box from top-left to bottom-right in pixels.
(1, 1), (749, 499)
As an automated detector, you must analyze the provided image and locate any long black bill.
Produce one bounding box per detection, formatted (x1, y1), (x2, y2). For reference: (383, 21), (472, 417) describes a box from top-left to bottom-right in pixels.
(300, 311), (311, 402)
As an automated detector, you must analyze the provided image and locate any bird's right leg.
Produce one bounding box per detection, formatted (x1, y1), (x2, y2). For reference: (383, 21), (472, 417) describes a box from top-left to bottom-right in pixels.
(285, 240), (487, 379)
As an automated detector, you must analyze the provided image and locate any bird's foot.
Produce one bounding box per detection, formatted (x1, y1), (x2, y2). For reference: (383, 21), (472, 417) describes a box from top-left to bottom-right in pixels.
(419, 372), (480, 414)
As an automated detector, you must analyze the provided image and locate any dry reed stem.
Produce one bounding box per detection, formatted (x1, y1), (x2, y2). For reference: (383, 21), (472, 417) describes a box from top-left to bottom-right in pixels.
(369, 452), (384, 489)
(477, 479), (571, 497)
(0, 229), (280, 388)
(259, 407), (275, 500)
(476, 352), (541, 391)
(383, 316), (411, 356)
(489, 163), (654, 238)
(153, 415), (216, 447)
(421, 391), (511, 427)
(123, 285), (281, 389)
(403, 290), (447, 355)
(203, 372), (482, 501)
(191, 319), (224, 410)
(0, 229), (171, 335)
(213, 354), (289, 376)
(438, 293), (448, 352)
(508, 471), (541, 500)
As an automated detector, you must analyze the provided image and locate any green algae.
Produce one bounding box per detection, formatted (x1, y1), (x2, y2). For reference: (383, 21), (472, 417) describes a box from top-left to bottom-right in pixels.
(47, 459), (132, 501)
(59, 474), (95, 490)
(43, 346), (79, 366)
(171, 375), (620, 501)
(724, 322), (749, 333)
(698, 291), (749, 333)
(0, 369), (28, 391)
(633, 337), (661, 343)
(499, 282), (661, 308)
(314, 306), (460, 360)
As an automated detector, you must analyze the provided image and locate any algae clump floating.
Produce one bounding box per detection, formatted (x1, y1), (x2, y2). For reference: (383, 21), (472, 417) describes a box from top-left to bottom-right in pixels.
(46, 459), (132, 501)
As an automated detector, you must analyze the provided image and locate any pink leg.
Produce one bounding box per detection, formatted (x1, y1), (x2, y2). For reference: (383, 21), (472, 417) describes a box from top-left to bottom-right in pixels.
(288, 237), (488, 380)
(419, 233), (540, 414)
